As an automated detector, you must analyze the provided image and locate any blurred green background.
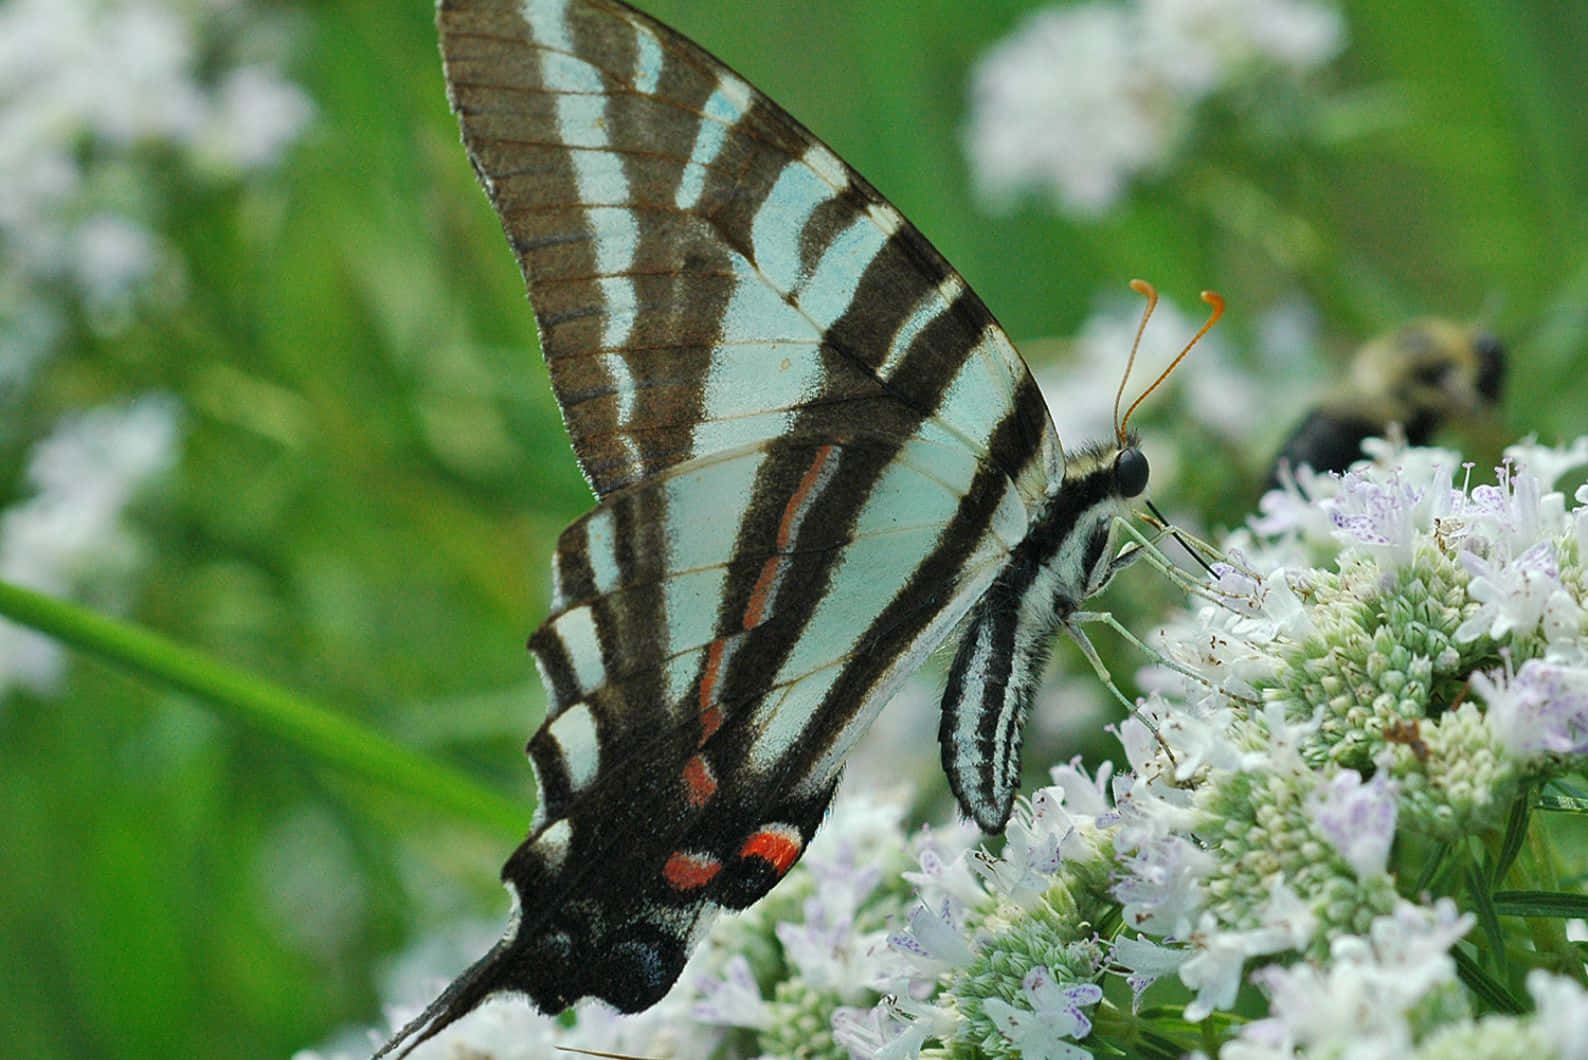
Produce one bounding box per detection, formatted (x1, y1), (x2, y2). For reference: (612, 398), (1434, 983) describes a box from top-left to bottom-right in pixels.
(3, 1), (1586, 1056)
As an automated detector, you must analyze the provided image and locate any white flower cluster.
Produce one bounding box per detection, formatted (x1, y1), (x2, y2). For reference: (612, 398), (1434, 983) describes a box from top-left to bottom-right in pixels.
(964, 0), (1344, 216)
(0, 0), (313, 382)
(1, 395), (182, 698)
(847, 436), (1588, 1056)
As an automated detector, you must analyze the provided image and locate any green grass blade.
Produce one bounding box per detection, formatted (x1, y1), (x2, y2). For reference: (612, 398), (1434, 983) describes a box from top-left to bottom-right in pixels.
(0, 578), (527, 839)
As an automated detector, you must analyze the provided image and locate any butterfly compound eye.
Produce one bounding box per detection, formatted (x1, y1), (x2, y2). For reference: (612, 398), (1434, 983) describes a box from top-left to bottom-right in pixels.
(1115, 447), (1149, 498)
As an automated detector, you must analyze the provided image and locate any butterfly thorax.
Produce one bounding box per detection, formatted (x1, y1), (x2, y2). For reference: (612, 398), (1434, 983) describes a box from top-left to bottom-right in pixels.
(1030, 433), (1147, 609)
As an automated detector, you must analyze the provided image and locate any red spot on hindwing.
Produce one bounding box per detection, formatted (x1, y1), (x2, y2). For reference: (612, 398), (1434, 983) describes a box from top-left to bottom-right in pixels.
(738, 824), (802, 876)
(662, 851), (722, 892)
(681, 753), (717, 808)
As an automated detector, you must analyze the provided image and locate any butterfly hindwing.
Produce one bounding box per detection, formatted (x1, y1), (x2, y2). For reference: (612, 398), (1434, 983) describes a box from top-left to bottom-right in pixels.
(380, 439), (1023, 1045)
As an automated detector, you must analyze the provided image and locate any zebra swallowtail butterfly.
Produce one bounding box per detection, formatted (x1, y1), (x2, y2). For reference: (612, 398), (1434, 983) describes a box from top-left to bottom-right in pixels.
(380, 2), (1192, 1053)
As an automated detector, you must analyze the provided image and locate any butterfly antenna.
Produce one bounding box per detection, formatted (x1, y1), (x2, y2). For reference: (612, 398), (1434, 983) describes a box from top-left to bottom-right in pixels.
(1117, 288), (1226, 581)
(556, 1047), (661, 1059)
(1113, 278), (1160, 445)
(1119, 289), (1225, 436)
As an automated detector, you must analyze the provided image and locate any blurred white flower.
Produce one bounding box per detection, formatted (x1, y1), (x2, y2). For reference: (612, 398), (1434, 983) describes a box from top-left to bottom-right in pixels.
(201, 64), (317, 172)
(1324, 463), (1442, 569)
(1474, 657), (1588, 759)
(982, 965), (1102, 1060)
(0, 394), (182, 698)
(69, 213), (158, 312)
(0, 0), (312, 388)
(967, 2), (1160, 216)
(1530, 970), (1588, 1060)
(966, 0), (1344, 216)
(1505, 435), (1588, 491)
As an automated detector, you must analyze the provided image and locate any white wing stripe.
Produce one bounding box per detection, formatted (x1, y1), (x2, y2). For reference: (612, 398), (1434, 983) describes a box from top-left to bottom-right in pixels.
(675, 83), (747, 209)
(788, 554), (1007, 798)
(743, 672), (838, 775)
(879, 275), (964, 381)
(523, 0), (573, 53)
(699, 340), (823, 424)
(752, 161), (835, 292)
(951, 619), (997, 789)
(795, 213), (890, 331)
(546, 702), (601, 795)
(801, 143), (850, 189)
(664, 449), (771, 574)
(556, 604), (607, 694)
(583, 511), (621, 596)
(630, 21), (663, 94)
(537, 818), (573, 874)
(721, 256), (819, 341)
(530, 0), (644, 477)
(935, 325), (1020, 448)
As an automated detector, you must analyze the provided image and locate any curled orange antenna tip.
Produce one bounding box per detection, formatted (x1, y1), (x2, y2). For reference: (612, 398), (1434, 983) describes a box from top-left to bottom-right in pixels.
(1118, 287), (1226, 436)
(1113, 280), (1161, 444)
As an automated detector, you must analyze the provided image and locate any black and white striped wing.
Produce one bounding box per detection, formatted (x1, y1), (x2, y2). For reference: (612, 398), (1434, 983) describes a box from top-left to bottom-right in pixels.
(380, 1), (1063, 1052)
(440, 0), (1059, 499)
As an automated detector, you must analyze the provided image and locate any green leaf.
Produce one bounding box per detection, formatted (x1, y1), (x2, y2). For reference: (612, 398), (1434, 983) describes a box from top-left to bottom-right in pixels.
(1467, 864), (1509, 979)
(1492, 789), (1531, 885)
(1134, 1031), (1192, 1060)
(0, 579), (526, 839)
(1491, 891), (1588, 919)
(1414, 840), (1450, 894)
(1453, 947), (1524, 1014)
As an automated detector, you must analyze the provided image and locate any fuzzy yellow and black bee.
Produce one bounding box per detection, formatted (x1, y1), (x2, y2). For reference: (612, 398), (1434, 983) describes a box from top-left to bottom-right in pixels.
(1268, 319), (1505, 489)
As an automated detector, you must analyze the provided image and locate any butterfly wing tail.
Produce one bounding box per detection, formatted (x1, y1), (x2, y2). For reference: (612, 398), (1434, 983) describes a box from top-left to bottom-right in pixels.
(370, 934), (516, 1059)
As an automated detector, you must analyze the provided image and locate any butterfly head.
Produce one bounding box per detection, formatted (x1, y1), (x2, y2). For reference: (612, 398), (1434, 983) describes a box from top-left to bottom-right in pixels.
(1113, 440), (1149, 499)
(1057, 430), (1148, 499)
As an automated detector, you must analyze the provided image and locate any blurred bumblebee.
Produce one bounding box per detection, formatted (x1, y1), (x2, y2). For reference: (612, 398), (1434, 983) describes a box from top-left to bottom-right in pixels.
(1268, 319), (1505, 488)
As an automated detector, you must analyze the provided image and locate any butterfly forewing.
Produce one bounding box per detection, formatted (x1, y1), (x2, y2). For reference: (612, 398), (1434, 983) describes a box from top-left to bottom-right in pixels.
(380, 2), (1079, 1054)
(439, 0), (1059, 498)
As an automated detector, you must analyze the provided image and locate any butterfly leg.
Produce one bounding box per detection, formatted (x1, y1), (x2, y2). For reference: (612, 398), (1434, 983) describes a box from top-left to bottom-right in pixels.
(1059, 614), (1177, 763)
(1058, 612), (1135, 713)
(1111, 515), (1266, 612)
(1069, 608), (1259, 708)
(1110, 517), (1226, 605)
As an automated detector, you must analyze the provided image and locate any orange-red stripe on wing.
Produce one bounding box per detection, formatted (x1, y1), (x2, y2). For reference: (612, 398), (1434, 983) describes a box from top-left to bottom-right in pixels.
(742, 556), (781, 630)
(777, 444), (835, 549)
